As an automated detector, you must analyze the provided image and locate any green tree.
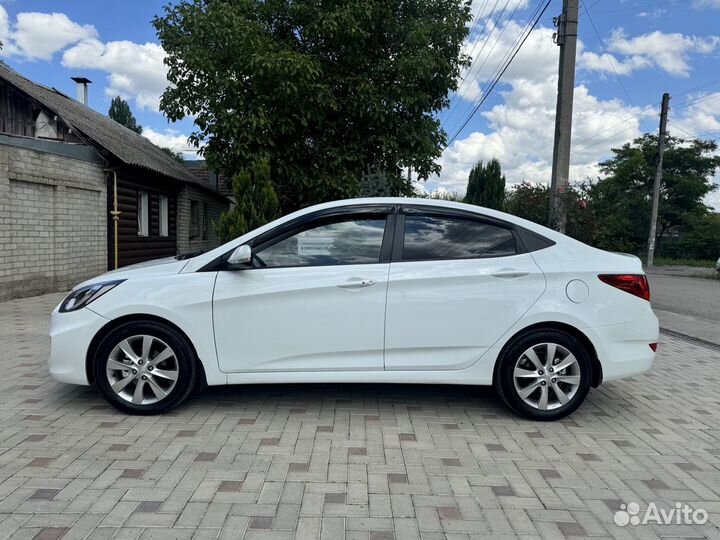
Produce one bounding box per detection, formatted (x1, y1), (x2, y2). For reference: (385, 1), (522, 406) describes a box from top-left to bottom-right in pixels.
(108, 96), (142, 134)
(504, 181), (596, 245)
(160, 146), (184, 162)
(153, 0), (472, 213)
(464, 158), (505, 210)
(358, 168), (392, 197)
(592, 134), (719, 254)
(215, 159), (280, 242)
(659, 213), (720, 261)
(430, 189), (463, 201)
(504, 182), (548, 225)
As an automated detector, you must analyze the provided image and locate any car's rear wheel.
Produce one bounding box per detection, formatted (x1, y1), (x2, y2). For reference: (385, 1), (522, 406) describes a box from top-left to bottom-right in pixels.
(94, 321), (197, 414)
(495, 329), (592, 421)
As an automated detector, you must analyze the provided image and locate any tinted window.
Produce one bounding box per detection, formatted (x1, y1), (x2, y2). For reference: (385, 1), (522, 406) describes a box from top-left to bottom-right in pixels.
(403, 215), (516, 260)
(256, 217), (386, 267)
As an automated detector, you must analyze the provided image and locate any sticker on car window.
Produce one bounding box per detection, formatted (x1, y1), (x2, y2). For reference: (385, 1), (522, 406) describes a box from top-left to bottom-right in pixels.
(297, 237), (334, 256)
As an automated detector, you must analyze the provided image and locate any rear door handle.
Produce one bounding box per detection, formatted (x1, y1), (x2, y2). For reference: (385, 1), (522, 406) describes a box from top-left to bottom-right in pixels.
(337, 278), (376, 289)
(491, 269), (529, 279)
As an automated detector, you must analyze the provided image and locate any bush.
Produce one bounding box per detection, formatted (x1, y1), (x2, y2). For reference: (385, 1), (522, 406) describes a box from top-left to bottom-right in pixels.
(215, 159), (280, 243)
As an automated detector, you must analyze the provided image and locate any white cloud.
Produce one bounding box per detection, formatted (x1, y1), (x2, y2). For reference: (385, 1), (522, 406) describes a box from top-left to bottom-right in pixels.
(0, 6), (168, 113)
(693, 0), (720, 8)
(0, 6), (10, 54)
(455, 21), (683, 104)
(470, 0), (530, 25)
(434, 20), (666, 195)
(579, 51), (650, 76)
(62, 39), (169, 110)
(670, 92), (720, 136)
(435, 75), (650, 194)
(666, 92), (720, 210)
(436, 77), (720, 211)
(607, 29), (720, 77)
(707, 186), (720, 211)
(0, 6), (8, 38)
(454, 22), (558, 104)
(576, 28), (720, 78)
(142, 127), (200, 160)
(1, 10), (97, 60)
(441, 20), (657, 195)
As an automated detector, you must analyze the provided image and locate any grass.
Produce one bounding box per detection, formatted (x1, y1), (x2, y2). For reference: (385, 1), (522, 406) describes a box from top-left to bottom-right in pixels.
(651, 257), (717, 268)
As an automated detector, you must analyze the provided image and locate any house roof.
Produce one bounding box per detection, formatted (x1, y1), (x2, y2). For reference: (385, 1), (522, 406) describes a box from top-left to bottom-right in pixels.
(184, 160), (234, 198)
(0, 62), (203, 186)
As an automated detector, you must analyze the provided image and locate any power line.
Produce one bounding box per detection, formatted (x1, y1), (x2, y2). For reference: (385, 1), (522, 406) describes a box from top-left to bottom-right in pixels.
(667, 121), (698, 139)
(672, 92), (720, 112)
(441, 0), (503, 125)
(592, 0), (680, 14)
(443, 0), (546, 132)
(442, 0), (509, 127)
(580, 0), (633, 105)
(467, 0), (494, 41)
(444, 1), (528, 135)
(446, 0), (552, 146)
(573, 85), (720, 153)
(668, 118), (720, 141)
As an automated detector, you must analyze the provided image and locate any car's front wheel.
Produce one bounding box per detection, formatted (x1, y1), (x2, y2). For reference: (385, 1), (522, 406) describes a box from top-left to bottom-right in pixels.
(495, 329), (592, 421)
(94, 321), (198, 414)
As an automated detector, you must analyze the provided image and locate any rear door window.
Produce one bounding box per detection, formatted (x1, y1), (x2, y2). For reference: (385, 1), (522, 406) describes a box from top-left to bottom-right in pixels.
(402, 214), (516, 261)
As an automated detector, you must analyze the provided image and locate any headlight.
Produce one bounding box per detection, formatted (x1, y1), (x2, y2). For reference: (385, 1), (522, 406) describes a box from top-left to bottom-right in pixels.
(59, 280), (125, 313)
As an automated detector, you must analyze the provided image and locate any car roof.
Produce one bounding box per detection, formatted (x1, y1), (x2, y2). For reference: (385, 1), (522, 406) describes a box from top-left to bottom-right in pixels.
(301, 197), (569, 243)
(181, 197), (574, 273)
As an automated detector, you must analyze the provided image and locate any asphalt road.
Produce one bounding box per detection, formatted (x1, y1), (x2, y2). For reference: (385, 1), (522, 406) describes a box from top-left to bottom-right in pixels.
(647, 273), (720, 344)
(649, 274), (720, 321)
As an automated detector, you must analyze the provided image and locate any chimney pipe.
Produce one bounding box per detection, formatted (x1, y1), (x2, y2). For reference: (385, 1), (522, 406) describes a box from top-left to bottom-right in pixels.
(71, 77), (92, 105)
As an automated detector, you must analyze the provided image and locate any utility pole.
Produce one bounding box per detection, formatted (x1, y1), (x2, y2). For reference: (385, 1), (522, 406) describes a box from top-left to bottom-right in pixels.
(646, 92), (670, 268)
(548, 0), (579, 233)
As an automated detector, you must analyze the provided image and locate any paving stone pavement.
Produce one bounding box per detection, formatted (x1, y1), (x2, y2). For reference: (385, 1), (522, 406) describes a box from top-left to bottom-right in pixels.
(1, 293), (719, 540)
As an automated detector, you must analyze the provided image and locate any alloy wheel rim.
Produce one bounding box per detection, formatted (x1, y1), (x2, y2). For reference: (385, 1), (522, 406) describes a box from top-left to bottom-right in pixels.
(512, 342), (581, 411)
(106, 335), (179, 405)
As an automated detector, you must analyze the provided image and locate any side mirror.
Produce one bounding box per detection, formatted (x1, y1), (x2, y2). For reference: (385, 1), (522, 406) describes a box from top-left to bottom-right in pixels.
(227, 245), (252, 267)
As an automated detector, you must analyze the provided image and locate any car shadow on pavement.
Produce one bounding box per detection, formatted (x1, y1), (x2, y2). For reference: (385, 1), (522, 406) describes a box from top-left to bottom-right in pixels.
(58, 379), (641, 430)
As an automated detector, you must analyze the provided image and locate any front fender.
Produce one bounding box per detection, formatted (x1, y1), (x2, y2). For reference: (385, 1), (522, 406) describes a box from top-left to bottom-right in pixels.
(87, 272), (226, 386)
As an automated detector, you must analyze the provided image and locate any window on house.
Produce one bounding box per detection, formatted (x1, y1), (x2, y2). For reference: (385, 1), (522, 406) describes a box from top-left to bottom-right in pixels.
(137, 191), (149, 237)
(190, 200), (200, 239)
(35, 111), (59, 139)
(202, 203), (209, 240)
(159, 195), (169, 237)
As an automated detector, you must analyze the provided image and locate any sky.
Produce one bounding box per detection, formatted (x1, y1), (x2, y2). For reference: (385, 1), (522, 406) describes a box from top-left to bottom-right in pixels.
(1, 0), (719, 207)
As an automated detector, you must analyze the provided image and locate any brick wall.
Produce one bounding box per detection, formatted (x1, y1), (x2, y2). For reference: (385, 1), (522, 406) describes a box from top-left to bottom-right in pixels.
(0, 144), (107, 301)
(176, 184), (229, 255)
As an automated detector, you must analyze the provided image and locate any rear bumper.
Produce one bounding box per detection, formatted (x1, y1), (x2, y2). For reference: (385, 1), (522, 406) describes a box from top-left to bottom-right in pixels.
(48, 305), (108, 385)
(585, 307), (659, 382)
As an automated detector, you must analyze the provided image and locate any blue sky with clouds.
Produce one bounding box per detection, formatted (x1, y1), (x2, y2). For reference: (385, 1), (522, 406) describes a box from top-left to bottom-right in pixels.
(1, 0), (719, 205)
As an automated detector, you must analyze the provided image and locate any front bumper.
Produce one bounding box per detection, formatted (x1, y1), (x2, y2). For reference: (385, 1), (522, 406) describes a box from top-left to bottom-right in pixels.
(48, 305), (109, 385)
(585, 307), (659, 382)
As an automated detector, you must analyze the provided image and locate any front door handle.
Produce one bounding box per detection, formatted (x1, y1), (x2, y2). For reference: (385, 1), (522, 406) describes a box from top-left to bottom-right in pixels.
(491, 269), (529, 279)
(337, 278), (377, 289)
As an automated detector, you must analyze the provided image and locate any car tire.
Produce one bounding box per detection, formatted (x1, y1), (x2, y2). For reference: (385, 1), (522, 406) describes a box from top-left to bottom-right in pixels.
(93, 321), (198, 415)
(495, 329), (592, 421)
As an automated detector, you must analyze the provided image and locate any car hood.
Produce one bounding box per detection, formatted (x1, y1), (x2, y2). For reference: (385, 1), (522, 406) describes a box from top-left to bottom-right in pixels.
(75, 257), (189, 289)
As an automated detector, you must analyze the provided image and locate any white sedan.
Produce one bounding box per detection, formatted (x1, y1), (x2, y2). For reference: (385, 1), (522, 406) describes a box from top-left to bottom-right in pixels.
(49, 198), (658, 420)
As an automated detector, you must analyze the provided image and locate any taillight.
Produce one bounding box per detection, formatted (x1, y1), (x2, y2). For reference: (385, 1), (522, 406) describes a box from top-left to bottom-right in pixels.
(598, 274), (650, 301)
(649, 343), (658, 352)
